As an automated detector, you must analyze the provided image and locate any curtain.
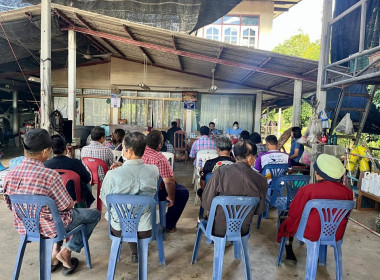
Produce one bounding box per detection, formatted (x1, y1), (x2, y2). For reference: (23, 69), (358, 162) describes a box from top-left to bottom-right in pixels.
(200, 94), (254, 132)
(148, 100), (163, 128)
(83, 98), (110, 126)
(53, 97), (80, 125)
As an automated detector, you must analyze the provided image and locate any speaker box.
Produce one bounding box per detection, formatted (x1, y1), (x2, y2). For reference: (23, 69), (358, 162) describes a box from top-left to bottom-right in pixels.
(63, 120), (73, 144)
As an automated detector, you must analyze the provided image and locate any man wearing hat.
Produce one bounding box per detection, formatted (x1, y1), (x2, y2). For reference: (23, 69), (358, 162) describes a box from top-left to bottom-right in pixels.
(3, 129), (101, 275)
(277, 154), (353, 264)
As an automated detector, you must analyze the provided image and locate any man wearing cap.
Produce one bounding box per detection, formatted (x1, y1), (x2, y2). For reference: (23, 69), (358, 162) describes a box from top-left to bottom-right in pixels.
(3, 129), (101, 276)
(277, 154), (353, 264)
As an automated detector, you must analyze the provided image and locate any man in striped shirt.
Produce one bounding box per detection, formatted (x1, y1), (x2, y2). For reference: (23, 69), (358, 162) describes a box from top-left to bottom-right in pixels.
(189, 126), (216, 166)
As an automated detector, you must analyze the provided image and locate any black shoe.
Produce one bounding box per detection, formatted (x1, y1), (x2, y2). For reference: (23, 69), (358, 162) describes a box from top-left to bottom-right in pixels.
(285, 245), (297, 265)
(62, 257), (79, 276)
(131, 253), (138, 263)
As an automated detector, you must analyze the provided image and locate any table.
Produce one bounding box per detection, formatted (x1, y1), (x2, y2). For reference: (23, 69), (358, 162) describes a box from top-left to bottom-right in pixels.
(67, 145), (80, 159)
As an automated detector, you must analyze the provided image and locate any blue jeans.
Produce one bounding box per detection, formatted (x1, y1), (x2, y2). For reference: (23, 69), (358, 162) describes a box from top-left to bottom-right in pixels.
(64, 208), (101, 253)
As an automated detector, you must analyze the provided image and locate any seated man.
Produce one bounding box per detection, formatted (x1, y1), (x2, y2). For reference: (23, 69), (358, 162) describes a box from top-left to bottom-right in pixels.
(198, 135), (235, 197)
(202, 140), (268, 237)
(3, 129), (101, 275)
(239, 130), (250, 140)
(253, 135), (291, 175)
(226, 121), (242, 140)
(44, 135), (95, 207)
(167, 121), (181, 146)
(81, 126), (114, 180)
(160, 131), (174, 154)
(209, 122), (221, 137)
(100, 132), (158, 263)
(277, 154), (353, 264)
(249, 132), (268, 156)
(189, 126), (216, 167)
(143, 130), (189, 233)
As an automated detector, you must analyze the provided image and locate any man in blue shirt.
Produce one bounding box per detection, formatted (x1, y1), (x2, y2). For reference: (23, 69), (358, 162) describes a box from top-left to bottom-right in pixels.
(226, 121), (242, 139)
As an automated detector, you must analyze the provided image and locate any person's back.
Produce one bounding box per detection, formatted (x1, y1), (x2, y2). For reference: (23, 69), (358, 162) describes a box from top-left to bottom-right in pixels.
(189, 126), (216, 166)
(167, 121), (181, 146)
(202, 140), (268, 237)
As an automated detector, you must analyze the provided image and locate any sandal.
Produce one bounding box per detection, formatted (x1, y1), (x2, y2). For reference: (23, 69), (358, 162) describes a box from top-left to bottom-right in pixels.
(51, 261), (61, 272)
(62, 257), (79, 276)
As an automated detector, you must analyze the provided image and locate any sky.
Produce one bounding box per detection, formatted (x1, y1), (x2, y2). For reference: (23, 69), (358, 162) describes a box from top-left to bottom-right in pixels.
(270, 0), (324, 50)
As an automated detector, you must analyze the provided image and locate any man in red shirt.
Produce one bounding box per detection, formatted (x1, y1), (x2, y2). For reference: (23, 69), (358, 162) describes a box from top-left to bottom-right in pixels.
(4, 129), (101, 275)
(277, 154), (353, 264)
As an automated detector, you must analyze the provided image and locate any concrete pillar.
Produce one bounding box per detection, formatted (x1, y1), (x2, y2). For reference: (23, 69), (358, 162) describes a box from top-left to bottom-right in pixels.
(316, 0), (333, 113)
(292, 80), (302, 127)
(254, 93), (263, 133)
(68, 29), (77, 139)
(277, 107), (282, 138)
(12, 90), (18, 134)
(185, 110), (192, 134)
(40, 0), (52, 130)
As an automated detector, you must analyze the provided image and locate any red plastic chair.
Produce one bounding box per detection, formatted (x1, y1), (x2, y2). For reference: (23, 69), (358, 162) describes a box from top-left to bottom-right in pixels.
(173, 130), (188, 164)
(56, 169), (82, 206)
(82, 157), (109, 212)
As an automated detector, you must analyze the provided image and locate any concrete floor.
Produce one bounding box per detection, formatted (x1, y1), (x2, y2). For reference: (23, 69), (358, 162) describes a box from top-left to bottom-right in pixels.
(0, 153), (379, 279)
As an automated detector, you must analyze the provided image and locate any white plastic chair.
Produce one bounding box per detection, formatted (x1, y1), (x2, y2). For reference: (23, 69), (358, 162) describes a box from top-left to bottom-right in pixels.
(112, 150), (122, 163)
(193, 149), (218, 205)
(161, 152), (174, 169)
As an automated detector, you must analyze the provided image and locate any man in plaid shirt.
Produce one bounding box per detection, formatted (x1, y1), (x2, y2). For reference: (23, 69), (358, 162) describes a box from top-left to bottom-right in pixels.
(81, 126), (114, 180)
(4, 129), (100, 276)
(189, 126), (216, 166)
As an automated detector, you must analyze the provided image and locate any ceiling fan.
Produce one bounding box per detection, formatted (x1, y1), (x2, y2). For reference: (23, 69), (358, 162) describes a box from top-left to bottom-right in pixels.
(138, 55), (151, 90)
(81, 47), (112, 60)
(209, 68), (218, 93)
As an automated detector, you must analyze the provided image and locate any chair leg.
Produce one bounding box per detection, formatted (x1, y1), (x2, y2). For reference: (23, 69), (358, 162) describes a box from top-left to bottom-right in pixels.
(191, 227), (204, 264)
(256, 214), (262, 229)
(334, 241), (343, 280)
(137, 239), (149, 280)
(263, 202), (269, 219)
(39, 239), (53, 280)
(97, 183), (102, 212)
(107, 238), (122, 280)
(158, 201), (167, 241)
(241, 236), (252, 280)
(12, 236), (27, 280)
(212, 237), (226, 280)
(80, 225), (92, 268)
(277, 237), (286, 266)
(305, 242), (319, 280)
(233, 241), (241, 260)
(156, 224), (166, 266)
(318, 244), (327, 266)
(117, 243), (122, 262)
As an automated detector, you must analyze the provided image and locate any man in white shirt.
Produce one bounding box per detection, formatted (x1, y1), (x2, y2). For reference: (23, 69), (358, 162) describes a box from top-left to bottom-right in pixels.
(100, 132), (159, 263)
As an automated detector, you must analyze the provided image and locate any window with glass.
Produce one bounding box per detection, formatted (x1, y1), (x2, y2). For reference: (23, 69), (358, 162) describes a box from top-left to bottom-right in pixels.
(53, 96), (81, 125)
(241, 27), (258, 48)
(83, 98), (110, 126)
(205, 27), (220, 41)
(224, 27), (239, 45)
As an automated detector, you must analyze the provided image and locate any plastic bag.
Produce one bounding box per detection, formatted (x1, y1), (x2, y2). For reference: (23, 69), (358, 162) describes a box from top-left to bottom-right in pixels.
(299, 148), (311, 165)
(336, 113), (354, 135)
(307, 114), (322, 143)
(319, 110), (331, 129)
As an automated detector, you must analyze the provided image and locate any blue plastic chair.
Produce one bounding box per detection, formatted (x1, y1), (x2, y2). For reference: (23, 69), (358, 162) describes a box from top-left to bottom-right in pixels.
(198, 172), (213, 220)
(257, 175), (310, 229)
(277, 199), (355, 280)
(191, 196), (260, 280)
(9, 194), (91, 280)
(106, 194), (165, 280)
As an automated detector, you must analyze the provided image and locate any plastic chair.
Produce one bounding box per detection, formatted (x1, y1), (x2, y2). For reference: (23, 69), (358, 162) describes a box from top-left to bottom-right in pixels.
(173, 131), (188, 164)
(257, 175), (310, 229)
(154, 177), (168, 235)
(277, 199), (355, 280)
(106, 194), (165, 280)
(193, 149), (218, 205)
(161, 152), (174, 168)
(9, 194), (91, 280)
(112, 150), (122, 163)
(191, 196), (260, 280)
(198, 172), (213, 221)
(55, 169), (83, 206)
(82, 157), (109, 212)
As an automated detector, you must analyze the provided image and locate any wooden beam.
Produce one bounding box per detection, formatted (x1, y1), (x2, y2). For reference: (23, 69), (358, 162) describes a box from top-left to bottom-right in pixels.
(171, 35), (183, 71)
(62, 26), (317, 83)
(274, 7), (289, 12)
(240, 56), (271, 83)
(274, 1), (298, 5)
(123, 25), (154, 64)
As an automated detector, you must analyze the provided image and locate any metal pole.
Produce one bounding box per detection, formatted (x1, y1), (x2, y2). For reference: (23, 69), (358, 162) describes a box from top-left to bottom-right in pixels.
(254, 93), (263, 133)
(40, 0), (52, 131)
(316, 0), (333, 113)
(12, 90), (18, 135)
(292, 80), (302, 127)
(68, 29), (76, 140)
(277, 107), (282, 138)
(359, 0), (367, 52)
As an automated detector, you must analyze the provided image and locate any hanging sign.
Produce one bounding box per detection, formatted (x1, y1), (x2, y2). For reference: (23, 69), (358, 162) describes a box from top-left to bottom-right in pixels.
(182, 91), (198, 102)
(110, 94), (121, 108)
(184, 101), (195, 110)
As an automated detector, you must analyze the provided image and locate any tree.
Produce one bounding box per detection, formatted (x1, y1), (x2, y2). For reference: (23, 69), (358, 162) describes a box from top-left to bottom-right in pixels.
(272, 32), (320, 61)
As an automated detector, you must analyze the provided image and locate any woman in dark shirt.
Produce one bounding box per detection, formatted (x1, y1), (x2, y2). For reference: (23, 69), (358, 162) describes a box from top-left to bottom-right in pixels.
(289, 127), (304, 166)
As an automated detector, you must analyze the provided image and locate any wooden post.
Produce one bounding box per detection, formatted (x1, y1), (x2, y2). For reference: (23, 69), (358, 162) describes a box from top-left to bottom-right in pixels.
(292, 80), (302, 127)
(40, 0), (52, 130)
(254, 93), (263, 133)
(68, 29), (76, 139)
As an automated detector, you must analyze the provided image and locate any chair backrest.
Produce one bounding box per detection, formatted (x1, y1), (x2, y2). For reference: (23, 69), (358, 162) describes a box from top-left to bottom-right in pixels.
(112, 150), (123, 163)
(262, 164), (288, 182)
(269, 175), (310, 206)
(295, 199), (355, 244)
(106, 194), (156, 242)
(195, 149), (218, 168)
(206, 196), (260, 240)
(9, 194), (66, 241)
(173, 131), (187, 150)
(161, 152), (174, 168)
(82, 157), (109, 184)
(9, 156), (25, 170)
(55, 169), (82, 204)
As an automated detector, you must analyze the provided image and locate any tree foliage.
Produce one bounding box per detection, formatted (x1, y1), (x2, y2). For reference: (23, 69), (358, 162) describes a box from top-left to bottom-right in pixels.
(272, 32), (320, 61)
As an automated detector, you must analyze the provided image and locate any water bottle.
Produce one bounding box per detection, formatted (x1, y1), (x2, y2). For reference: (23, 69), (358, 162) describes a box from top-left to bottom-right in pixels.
(333, 133), (337, 145)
